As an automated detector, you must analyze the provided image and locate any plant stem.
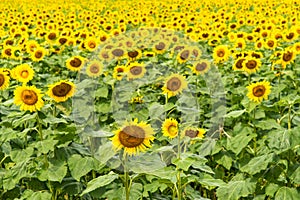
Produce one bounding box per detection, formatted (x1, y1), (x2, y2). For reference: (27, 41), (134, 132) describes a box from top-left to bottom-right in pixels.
(36, 113), (48, 167)
(177, 132), (182, 200)
(288, 105), (292, 130)
(123, 153), (130, 200)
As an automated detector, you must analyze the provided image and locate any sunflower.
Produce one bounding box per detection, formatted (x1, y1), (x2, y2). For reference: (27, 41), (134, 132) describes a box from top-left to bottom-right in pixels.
(162, 74), (188, 98)
(127, 62), (146, 80)
(177, 48), (191, 64)
(45, 31), (58, 44)
(110, 47), (126, 60)
(14, 85), (44, 112)
(113, 65), (127, 81)
(25, 40), (39, 53)
(264, 39), (277, 50)
(86, 60), (103, 78)
(84, 37), (98, 51)
(192, 60), (210, 75)
(247, 80), (271, 103)
(2, 46), (13, 59)
(31, 47), (47, 62)
(66, 56), (85, 71)
(153, 40), (169, 54)
(162, 118), (178, 139)
(242, 56), (261, 74)
(213, 45), (230, 63)
(12, 64), (34, 83)
(47, 80), (75, 102)
(111, 118), (155, 156)
(0, 69), (10, 90)
(127, 49), (142, 61)
(233, 57), (246, 71)
(182, 127), (206, 139)
(280, 49), (296, 67)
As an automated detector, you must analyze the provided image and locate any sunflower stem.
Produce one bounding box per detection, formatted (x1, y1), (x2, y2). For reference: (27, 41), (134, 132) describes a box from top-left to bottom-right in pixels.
(288, 104), (292, 130)
(253, 107), (257, 155)
(36, 112), (49, 167)
(123, 153), (130, 200)
(177, 131), (182, 200)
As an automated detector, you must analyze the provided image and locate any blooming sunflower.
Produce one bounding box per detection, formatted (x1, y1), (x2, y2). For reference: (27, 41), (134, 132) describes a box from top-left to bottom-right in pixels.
(111, 118), (155, 156)
(12, 64), (34, 83)
(162, 118), (178, 139)
(280, 49), (296, 67)
(0, 68), (10, 90)
(113, 65), (127, 81)
(86, 60), (103, 78)
(31, 47), (47, 62)
(84, 37), (98, 51)
(247, 81), (271, 103)
(192, 60), (210, 75)
(182, 127), (206, 139)
(242, 56), (261, 74)
(213, 45), (230, 63)
(177, 48), (191, 64)
(162, 74), (188, 98)
(127, 49), (142, 61)
(66, 56), (85, 71)
(47, 80), (75, 103)
(14, 85), (44, 112)
(110, 47), (126, 60)
(233, 57), (246, 71)
(127, 62), (146, 80)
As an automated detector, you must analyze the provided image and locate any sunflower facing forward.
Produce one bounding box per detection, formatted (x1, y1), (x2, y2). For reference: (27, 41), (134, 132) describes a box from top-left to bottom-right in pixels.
(0, 68), (10, 90)
(247, 80), (271, 103)
(162, 74), (188, 98)
(162, 118), (178, 139)
(66, 56), (85, 71)
(111, 119), (155, 156)
(12, 64), (34, 83)
(14, 85), (44, 112)
(47, 80), (75, 102)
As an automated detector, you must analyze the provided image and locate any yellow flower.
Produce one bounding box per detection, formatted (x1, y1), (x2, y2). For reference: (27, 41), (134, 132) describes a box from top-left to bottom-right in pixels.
(0, 68), (10, 90)
(126, 62), (146, 80)
(86, 60), (103, 78)
(242, 56), (262, 74)
(162, 118), (178, 139)
(182, 127), (206, 139)
(12, 64), (34, 83)
(111, 118), (155, 156)
(66, 56), (85, 71)
(14, 85), (44, 112)
(31, 47), (47, 62)
(247, 81), (272, 103)
(162, 74), (188, 98)
(113, 65), (127, 81)
(84, 37), (98, 51)
(191, 60), (210, 75)
(47, 80), (75, 103)
(213, 45), (230, 64)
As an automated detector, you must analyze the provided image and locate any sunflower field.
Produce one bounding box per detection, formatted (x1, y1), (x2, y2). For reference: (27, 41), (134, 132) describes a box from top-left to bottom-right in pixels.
(0, 0), (300, 199)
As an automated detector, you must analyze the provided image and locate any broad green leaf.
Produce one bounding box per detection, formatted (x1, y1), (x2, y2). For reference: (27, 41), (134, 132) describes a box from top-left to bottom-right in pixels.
(215, 151), (233, 170)
(129, 183), (143, 200)
(290, 166), (300, 184)
(227, 131), (256, 155)
(196, 174), (226, 189)
(256, 119), (282, 130)
(95, 85), (109, 98)
(275, 187), (299, 200)
(198, 138), (217, 156)
(68, 154), (96, 181)
(128, 153), (166, 173)
(144, 167), (177, 183)
(216, 179), (256, 200)
(10, 147), (34, 163)
(192, 163), (214, 174)
(225, 109), (246, 118)
(266, 183), (280, 197)
(149, 102), (165, 119)
(19, 190), (51, 200)
(34, 139), (59, 154)
(37, 161), (67, 183)
(96, 102), (111, 113)
(240, 153), (274, 175)
(81, 172), (119, 196)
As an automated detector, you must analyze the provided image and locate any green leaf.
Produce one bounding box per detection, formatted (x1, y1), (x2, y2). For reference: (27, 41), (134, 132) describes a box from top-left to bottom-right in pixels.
(34, 139), (59, 154)
(68, 154), (96, 181)
(128, 153), (166, 173)
(144, 167), (177, 184)
(37, 161), (67, 183)
(215, 151), (233, 170)
(81, 172), (119, 196)
(225, 109), (246, 118)
(95, 85), (109, 98)
(198, 138), (217, 156)
(290, 166), (300, 184)
(96, 102), (111, 113)
(216, 179), (256, 200)
(149, 102), (165, 119)
(10, 147), (34, 163)
(275, 187), (299, 200)
(256, 119), (282, 130)
(240, 153), (274, 175)
(196, 174), (226, 189)
(266, 183), (280, 197)
(227, 131), (256, 155)
(18, 190), (52, 200)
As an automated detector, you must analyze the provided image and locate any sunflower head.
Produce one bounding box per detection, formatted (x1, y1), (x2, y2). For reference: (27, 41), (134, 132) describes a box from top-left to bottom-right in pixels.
(182, 127), (206, 139)
(113, 65), (127, 81)
(66, 56), (85, 71)
(111, 118), (155, 156)
(126, 62), (146, 80)
(14, 85), (44, 112)
(12, 64), (34, 83)
(86, 60), (103, 78)
(31, 47), (47, 62)
(213, 45), (230, 63)
(162, 74), (188, 98)
(247, 80), (272, 103)
(192, 60), (210, 75)
(0, 68), (10, 90)
(162, 118), (178, 139)
(242, 56), (261, 74)
(47, 80), (75, 102)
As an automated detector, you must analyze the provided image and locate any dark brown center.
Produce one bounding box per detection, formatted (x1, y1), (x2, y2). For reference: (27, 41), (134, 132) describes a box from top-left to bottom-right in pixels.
(59, 38), (67, 45)
(52, 82), (72, 97)
(185, 129), (198, 138)
(167, 77), (181, 91)
(118, 125), (145, 148)
(35, 51), (43, 59)
(112, 49), (124, 57)
(217, 49), (225, 57)
(70, 58), (82, 67)
(90, 64), (100, 74)
(283, 52), (293, 62)
(180, 50), (190, 60)
(21, 89), (38, 105)
(246, 60), (257, 69)
(48, 32), (57, 40)
(155, 42), (166, 50)
(130, 66), (142, 75)
(196, 62), (208, 71)
(252, 85), (266, 97)
(128, 51), (139, 58)
(236, 58), (245, 69)
(0, 74), (4, 87)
